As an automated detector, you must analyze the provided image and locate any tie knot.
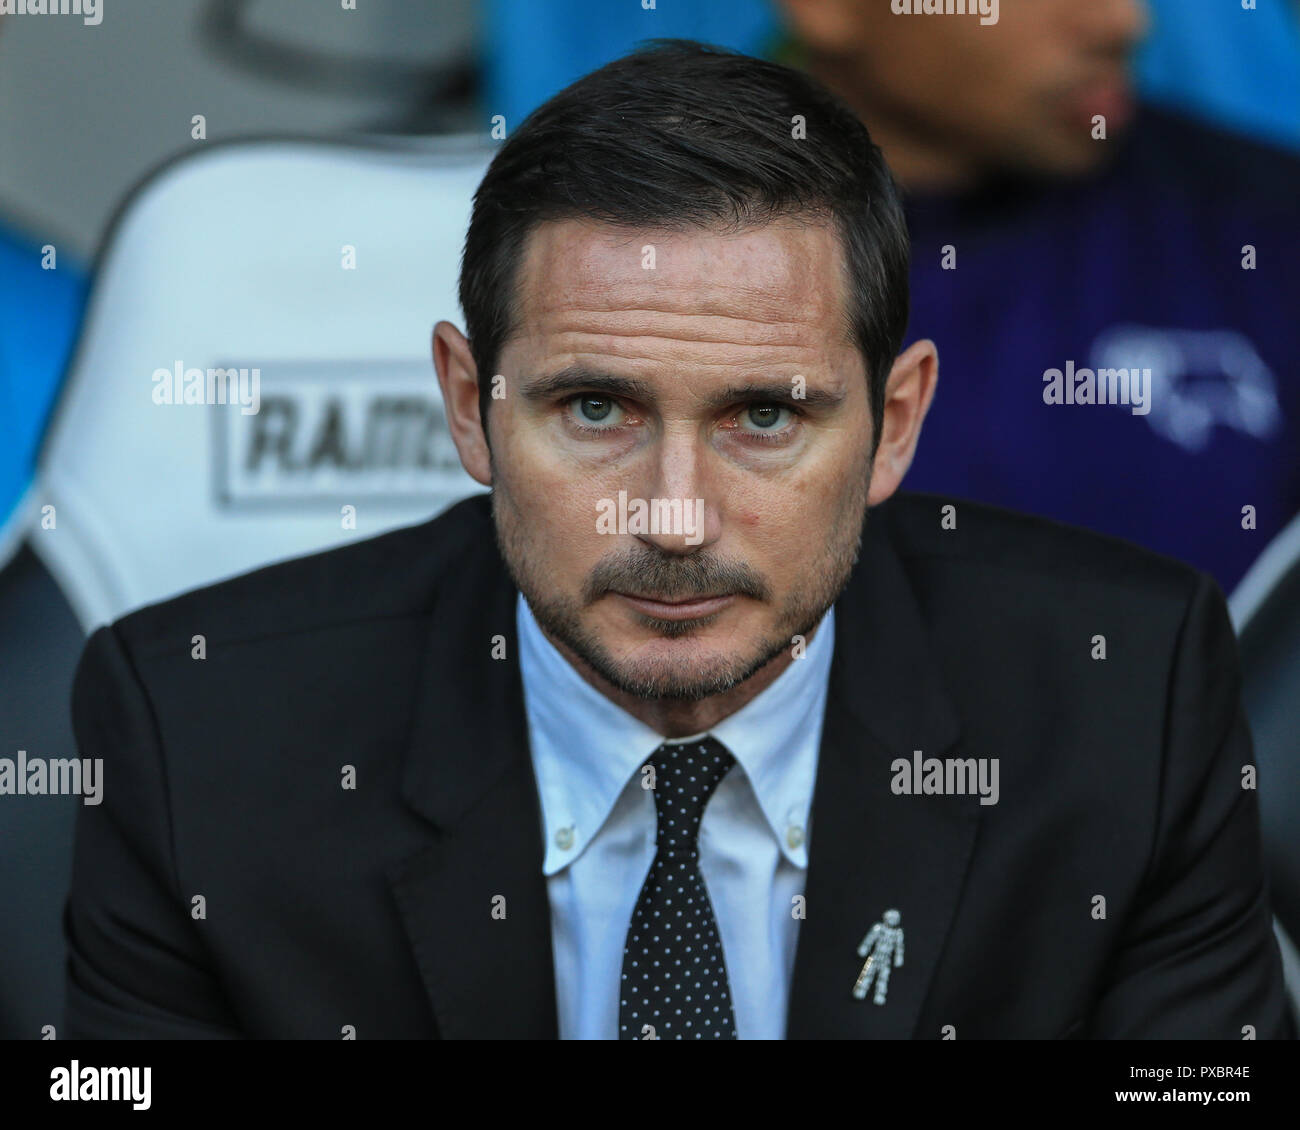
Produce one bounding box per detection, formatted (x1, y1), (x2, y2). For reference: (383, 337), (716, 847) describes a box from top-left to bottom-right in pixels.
(643, 737), (735, 853)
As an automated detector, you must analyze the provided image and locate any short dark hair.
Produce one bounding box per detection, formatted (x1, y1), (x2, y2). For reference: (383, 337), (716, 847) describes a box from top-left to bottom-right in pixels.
(458, 38), (910, 450)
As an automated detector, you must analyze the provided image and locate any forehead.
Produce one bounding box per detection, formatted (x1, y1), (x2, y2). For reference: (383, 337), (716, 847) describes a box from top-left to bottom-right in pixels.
(511, 216), (854, 353)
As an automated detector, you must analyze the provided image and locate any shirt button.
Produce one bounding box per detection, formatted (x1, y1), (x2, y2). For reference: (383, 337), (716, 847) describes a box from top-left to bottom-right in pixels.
(555, 826), (576, 851)
(786, 825), (805, 849)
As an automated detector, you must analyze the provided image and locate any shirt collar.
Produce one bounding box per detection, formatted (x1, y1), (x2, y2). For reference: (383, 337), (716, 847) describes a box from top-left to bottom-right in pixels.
(517, 592), (834, 875)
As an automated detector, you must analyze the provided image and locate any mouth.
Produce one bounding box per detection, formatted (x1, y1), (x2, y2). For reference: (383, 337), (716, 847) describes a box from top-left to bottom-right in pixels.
(613, 592), (735, 621)
(1063, 73), (1134, 131)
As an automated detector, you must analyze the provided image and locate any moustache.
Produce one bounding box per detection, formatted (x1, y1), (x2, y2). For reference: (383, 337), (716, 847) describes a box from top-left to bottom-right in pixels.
(583, 547), (769, 605)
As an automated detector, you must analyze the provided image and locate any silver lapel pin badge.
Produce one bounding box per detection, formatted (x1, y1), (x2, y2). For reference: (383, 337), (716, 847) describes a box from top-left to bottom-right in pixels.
(853, 908), (903, 1004)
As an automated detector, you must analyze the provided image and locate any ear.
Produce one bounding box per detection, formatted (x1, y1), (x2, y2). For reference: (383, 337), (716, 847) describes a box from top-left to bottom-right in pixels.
(432, 320), (493, 487)
(867, 338), (938, 506)
(779, 0), (864, 54)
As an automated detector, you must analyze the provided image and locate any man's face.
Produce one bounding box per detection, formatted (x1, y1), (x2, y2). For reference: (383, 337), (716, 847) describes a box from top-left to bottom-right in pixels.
(788, 0), (1148, 178)
(488, 216), (874, 701)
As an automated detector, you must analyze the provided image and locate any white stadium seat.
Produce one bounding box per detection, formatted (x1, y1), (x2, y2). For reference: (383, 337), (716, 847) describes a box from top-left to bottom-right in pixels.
(33, 134), (492, 630)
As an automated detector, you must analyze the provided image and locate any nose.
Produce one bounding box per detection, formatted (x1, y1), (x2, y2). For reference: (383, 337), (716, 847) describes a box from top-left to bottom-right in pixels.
(1078, 0), (1149, 49)
(632, 427), (719, 555)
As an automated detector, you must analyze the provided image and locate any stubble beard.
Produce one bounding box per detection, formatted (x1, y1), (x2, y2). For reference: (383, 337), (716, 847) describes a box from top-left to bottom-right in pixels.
(491, 463), (871, 703)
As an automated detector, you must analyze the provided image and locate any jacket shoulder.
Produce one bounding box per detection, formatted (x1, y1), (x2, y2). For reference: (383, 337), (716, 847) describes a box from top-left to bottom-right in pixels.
(110, 492), (493, 660)
(880, 491), (1209, 605)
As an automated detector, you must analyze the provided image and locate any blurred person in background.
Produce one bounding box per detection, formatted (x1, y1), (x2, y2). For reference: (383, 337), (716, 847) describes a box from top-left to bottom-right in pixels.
(486, 0), (1300, 156)
(777, 0), (1300, 593)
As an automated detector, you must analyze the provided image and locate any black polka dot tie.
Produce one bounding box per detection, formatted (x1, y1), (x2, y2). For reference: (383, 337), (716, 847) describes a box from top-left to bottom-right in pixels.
(619, 737), (738, 1040)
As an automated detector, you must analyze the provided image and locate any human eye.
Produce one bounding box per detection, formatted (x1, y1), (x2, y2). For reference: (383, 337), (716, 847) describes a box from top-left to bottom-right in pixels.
(723, 401), (802, 444)
(564, 393), (629, 434)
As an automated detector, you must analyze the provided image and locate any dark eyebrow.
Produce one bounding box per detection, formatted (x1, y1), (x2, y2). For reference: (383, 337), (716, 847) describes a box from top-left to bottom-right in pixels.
(714, 382), (846, 410)
(519, 366), (846, 410)
(518, 367), (655, 403)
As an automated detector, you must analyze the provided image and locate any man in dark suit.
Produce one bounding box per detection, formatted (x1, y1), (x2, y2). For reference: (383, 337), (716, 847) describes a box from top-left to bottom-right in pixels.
(64, 40), (1292, 1039)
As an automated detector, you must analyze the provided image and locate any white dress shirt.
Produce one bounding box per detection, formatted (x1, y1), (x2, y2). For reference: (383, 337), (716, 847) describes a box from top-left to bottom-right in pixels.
(516, 593), (835, 1039)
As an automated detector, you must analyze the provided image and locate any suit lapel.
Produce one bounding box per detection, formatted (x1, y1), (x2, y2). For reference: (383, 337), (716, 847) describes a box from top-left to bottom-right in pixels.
(387, 497), (558, 1038)
(787, 502), (980, 1039)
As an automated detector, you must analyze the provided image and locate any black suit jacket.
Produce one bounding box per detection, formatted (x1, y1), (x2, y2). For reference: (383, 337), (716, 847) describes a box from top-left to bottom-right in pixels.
(63, 491), (1294, 1038)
